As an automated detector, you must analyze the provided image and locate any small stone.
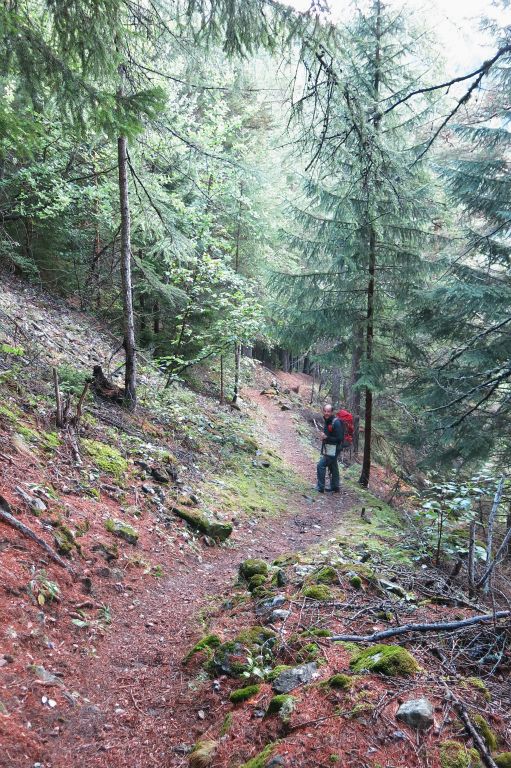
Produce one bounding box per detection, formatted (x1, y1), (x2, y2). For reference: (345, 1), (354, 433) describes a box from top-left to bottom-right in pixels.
(272, 662), (318, 694)
(197, 709), (206, 720)
(267, 758), (285, 768)
(392, 730), (407, 741)
(270, 610), (290, 622)
(48, 699), (57, 708)
(396, 698), (434, 730)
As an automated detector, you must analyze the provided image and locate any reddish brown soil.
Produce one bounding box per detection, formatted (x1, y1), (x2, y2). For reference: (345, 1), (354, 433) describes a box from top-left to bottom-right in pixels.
(0, 382), (357, 768)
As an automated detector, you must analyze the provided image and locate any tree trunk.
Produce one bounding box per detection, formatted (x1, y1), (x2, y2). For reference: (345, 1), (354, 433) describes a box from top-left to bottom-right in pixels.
(359, 0), (381, 488)
(281, 349), (290, 373)
(153, 300), (161, 334)
(118, 135), (137, 410)
(350, 323), (363, 455)
(220, 355), (225, 404)
(232, 342), (241, 403)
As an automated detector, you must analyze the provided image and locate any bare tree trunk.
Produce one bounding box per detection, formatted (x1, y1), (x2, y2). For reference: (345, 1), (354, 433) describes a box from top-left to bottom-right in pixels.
(118, 134), (137, 410)
(220, 355), (225, 405)
(232, 342), (241, 404)
(281, 349), (290, 373)
(359, 227), (376, 487)
(350, 323), (363, 456)
(359, 0), (381, 488)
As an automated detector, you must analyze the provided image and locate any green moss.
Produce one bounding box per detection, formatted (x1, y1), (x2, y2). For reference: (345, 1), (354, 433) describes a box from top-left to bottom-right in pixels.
(240, 559), (268, 579)
(464, 677), (491, 701)
(0, 402), (21, 422)
(349, 644), (419, 677)
(495, 754), (511, 768)
(184, 634), (221, 662)
(301, 628), (332, 638)
(440, 740), (481, 768)
(54, 525), (81, 556)
(298, 642), (320, 661)
(236, 626), (275, 647)
(248, 574), (267, 591)
(266, 694), (295, 721)
(329, 756), (340, 763)
(229, 684), (261, 703)
(239, 743), (278, 768)
(82, 439), (128, 478)
(473, 714), (498, 751)
(172, 506), (232, 541)
(267, 664), (292, 681)
(302, 584), (332, 601)
(314, 566), (338, 584)
(105, 518), (139, 544)
(349, 575), (362, 589)
(326, 673), (352, 690)
(16, 425), (39, 443)
(42, 431), (61, 450)
(220, 712), (233, 736)
(212, 641), (250, 677)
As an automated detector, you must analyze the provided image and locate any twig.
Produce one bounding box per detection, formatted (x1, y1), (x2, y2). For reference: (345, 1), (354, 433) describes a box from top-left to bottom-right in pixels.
(53, 367), (63, 428)
(0, 495), (70, 570)
(329, 611), (511, 642)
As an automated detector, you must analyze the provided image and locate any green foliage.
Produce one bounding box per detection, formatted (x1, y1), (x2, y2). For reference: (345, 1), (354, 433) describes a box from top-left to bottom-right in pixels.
(440, 741), (481, 768)
(239, 743), (278, 768)
(326, 673), (352, 690)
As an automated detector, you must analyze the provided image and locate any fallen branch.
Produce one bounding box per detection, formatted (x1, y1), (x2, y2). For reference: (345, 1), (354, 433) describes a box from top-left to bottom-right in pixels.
(329, 611), (511, 642)
(0, 495), (70, 570)
(443, 684), (498, 768)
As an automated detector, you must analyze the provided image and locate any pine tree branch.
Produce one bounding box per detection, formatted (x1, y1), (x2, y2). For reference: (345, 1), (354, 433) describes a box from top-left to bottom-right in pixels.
(381, 44), (511, 118)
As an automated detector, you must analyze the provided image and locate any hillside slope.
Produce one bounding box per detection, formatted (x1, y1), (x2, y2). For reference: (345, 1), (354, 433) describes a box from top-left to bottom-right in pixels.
(0, 274), (509, 768)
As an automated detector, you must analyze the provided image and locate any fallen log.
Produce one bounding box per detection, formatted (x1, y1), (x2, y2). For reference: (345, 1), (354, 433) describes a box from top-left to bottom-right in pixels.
(0, 495), (70, 570)
(329, 611), (511, 643)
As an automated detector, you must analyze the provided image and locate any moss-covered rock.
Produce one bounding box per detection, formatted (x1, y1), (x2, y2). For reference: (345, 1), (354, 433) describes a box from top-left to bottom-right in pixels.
(349, 574), (362, 589)
(239, 743), (278, 768)
(439, 740), (481, 768)
(240, 559), (268, 579)
(229, 684), (261, 703)
(473, 714), (498, 751)
(172, 506), (232, 541)
(313, 566), (338, 584)
(54, 525), (81, 556)
(266, 694), (295, 722)
(184, 634), (221, 662)
(212, 641), (250, 677)
(82, 439), (128, 478)
(248, 574), (267, 591)
(349, 644), (419, 677)
(267, 664), (292, 681)
(495, 754), (511, 768)
(326, 673), (352, 690)
(236, 626), (275, 648)
(105, 518), (139, 545)
(302, 584), (332, 601)
(298, 642), (320, 661)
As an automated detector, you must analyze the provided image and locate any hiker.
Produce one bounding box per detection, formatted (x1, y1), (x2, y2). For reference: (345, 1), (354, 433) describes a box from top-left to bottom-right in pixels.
(316, 404), (345, 493)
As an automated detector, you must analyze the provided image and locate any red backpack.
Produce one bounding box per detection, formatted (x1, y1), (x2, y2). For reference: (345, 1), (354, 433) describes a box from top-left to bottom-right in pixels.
(336, 409), (354, 445)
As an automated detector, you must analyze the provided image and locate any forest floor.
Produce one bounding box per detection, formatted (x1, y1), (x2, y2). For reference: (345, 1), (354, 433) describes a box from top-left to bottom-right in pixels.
(1, 274), (510, 768)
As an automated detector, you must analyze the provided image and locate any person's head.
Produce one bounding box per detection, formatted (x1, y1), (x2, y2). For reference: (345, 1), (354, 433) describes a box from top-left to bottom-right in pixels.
(322, 404), (334, 420)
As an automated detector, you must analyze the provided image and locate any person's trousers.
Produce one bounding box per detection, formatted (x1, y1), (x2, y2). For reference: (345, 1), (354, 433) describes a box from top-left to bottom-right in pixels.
(316, 454), (340, 491)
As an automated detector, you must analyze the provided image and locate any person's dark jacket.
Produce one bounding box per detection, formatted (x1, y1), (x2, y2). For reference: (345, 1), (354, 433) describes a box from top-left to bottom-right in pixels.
(322, 416), (345, 456)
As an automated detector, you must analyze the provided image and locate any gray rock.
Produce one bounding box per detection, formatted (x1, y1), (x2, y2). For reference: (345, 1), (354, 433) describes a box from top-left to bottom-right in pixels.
(256, 594), (286, 615)
(270, 609), (290, 622)
(267, 758), (285, 768)
(396, 698), (434, 730)
(272, 662), (318, 694)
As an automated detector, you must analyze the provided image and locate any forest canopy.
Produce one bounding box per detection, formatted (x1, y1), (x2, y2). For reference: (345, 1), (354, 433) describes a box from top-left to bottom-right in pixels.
(1, 0), (510, 484)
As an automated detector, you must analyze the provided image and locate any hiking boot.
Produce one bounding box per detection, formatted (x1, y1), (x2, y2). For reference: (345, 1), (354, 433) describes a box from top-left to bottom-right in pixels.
(326, 488), (340, 493)
(315, 486), (325, 494)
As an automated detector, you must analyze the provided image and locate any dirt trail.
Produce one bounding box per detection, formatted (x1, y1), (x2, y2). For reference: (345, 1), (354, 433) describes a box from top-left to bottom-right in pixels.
(48, 388), (356, 768)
